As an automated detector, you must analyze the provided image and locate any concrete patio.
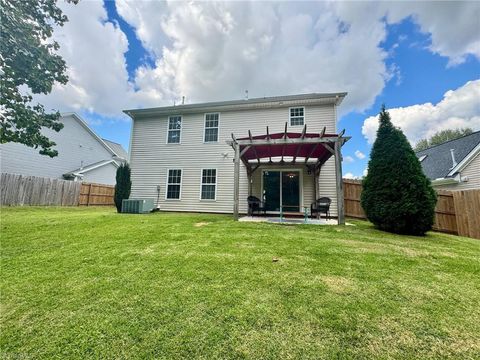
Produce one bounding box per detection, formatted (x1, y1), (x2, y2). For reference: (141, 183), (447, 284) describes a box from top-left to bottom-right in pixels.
(239, 216), (340, 225)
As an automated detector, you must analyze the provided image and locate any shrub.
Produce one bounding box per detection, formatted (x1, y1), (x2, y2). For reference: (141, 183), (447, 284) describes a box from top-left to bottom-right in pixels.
(361, 106), (437, 235)
(114, 163), (132, 213)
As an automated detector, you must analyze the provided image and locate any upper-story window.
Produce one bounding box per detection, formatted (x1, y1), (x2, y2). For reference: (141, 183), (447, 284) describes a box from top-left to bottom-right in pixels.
(204, 113), (219, 143)
(167, 116), (182, 144)
(289, 107), (304, 126)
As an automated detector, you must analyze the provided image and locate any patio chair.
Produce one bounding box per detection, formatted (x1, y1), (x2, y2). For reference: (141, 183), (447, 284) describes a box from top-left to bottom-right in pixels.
(311, 197), (331, 219)
(247, 196), (266, 216)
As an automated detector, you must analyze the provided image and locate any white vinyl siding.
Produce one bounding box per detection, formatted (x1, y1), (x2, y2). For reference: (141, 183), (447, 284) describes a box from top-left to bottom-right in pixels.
(200, 169), (217, 200)
(166, 169), (182, 199)
(0, 114), (117, 184)
(435, 153), (480, 191)
(289, 107), (304, 126)
(130, 103), (338, 215)
(167, 116), (182, 144)
(204, 113), (219, 143)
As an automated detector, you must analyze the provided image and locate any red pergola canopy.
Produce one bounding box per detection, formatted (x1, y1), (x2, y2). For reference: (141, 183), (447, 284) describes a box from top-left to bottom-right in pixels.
(237, 132), (338, 164)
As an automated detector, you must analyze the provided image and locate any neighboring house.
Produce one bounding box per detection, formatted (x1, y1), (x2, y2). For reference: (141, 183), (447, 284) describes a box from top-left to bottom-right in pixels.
(0, 113), (127, 185)
(125, 93), (349, 220)
(416, 131), (480, 190)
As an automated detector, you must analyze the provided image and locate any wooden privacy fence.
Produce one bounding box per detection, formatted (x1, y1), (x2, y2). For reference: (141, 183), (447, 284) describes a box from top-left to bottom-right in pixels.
(1, 173), (115, 207)
(1, 173), (81, 206)
(79, 182), (115, 206)
(343, 179), (365, 219)
(343, 178), (480, 239)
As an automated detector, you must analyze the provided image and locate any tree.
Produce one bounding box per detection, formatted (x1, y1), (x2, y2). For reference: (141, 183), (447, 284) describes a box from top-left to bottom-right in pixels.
(0, 0), (77, 157)
(414, 128), (473, 152)
(361, 105), (437, 235)
(114, 163), (132, 213)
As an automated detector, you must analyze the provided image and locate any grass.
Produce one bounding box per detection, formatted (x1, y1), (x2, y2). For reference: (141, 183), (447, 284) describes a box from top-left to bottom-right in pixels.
(1, 207), (479, 359)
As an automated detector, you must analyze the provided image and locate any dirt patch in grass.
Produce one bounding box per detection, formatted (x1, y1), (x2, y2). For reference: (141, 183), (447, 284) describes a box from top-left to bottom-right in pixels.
(320, 275), (356, 294)
(194, 222), (210, 227)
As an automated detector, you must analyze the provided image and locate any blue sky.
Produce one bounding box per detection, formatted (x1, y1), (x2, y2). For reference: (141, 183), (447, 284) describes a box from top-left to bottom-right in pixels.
(46, 1), (479, 178)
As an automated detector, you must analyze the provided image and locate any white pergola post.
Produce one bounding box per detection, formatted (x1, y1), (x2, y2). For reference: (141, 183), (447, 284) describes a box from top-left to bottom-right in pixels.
(334, 140), (345, 225)
(233, 141), (240, 220)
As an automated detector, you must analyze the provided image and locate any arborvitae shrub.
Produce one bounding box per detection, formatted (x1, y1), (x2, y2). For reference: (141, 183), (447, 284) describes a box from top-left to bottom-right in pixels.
(114, 163), (132, 213)
(361, 106), (437, 235)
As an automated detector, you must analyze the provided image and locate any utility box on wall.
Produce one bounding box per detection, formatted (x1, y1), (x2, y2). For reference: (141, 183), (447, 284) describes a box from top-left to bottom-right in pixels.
(121, 199), (155, 214)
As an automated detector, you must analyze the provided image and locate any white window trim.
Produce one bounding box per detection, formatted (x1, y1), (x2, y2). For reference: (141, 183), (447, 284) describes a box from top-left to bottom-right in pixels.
(166, 115), (182, 145)
(165, 168), (183, 200)
(199, 168), (217, 201)
(203, 113), (220, 143)
(289, 107), (305, 127)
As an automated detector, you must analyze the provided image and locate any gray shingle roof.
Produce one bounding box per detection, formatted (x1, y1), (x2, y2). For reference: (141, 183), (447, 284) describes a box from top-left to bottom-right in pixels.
(416, 131), (480, 180)
(102, 139), (128, 159)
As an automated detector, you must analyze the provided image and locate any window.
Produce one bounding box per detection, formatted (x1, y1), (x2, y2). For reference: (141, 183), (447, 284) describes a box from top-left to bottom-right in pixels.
(167, 116), (182, 143)
(289, 107), (304, 126)
(204, 113), (219, 142)
(200, 169), (217, 200)
(166, 169), (182, 199)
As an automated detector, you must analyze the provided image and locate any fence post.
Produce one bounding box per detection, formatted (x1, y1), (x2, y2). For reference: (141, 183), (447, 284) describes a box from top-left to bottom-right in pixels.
(86, 183), (92, 206)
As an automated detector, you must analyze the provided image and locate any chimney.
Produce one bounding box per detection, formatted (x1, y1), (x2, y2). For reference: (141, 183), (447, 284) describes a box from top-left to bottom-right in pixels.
(449, 149), (457, 169)
(182, 96), (185, 105)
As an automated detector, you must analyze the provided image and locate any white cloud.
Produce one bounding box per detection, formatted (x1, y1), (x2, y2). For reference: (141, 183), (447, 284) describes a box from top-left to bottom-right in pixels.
(117, 0), (390, 113)
(363, 168), (368, 177)
(344, 172), (363, 180)
(343, 155), (355, 163)
(33, 1), (480, 120)
(355, 150), (366, 159)
(384, 2), (480, 65)
(34, 1), (134, 117)
(362, 79), (480, 145)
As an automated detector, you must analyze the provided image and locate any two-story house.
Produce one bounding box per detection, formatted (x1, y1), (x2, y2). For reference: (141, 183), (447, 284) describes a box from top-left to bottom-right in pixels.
(125, 93), (349, 223)
(0, 113), (128, 185)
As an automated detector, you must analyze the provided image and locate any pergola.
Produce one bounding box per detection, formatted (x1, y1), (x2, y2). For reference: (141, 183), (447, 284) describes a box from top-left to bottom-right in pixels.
(227, 123), (350, 224)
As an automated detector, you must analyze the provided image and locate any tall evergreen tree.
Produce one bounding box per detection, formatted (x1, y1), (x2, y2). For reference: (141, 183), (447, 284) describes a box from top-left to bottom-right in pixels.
(114, 163), (132, 213)
(361, 105), (437, 235)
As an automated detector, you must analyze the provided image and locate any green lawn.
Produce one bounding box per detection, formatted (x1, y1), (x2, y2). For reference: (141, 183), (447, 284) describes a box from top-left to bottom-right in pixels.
(1, 207), (479, 359)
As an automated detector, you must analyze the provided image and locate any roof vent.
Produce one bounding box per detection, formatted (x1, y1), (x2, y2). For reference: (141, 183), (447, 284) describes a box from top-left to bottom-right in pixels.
(449, 149), (457, 170)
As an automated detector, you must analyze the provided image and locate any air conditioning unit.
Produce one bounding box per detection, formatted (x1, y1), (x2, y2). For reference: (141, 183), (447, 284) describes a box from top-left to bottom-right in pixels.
(121, 199), (155, 214)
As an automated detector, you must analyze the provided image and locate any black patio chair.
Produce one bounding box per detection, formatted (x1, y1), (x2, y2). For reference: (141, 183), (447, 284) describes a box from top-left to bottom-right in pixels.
(247, 196), (266, 216)
(311, 197), (331, 219)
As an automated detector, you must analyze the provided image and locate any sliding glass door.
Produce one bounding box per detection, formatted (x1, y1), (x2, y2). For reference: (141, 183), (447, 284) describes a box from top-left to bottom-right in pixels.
(262, 170), (301, 212)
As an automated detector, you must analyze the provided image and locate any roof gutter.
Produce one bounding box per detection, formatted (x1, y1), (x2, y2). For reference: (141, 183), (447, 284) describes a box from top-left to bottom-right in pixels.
(123, 93), (348, 119)
(431, 172), (468, 186)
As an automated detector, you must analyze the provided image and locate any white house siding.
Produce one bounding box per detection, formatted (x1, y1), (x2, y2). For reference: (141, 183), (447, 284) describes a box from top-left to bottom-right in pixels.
(0, 115), (114, 182)
(81, 163), (118, 185)
(435, 153), (480, 191)
(129, 104), (339, 215)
